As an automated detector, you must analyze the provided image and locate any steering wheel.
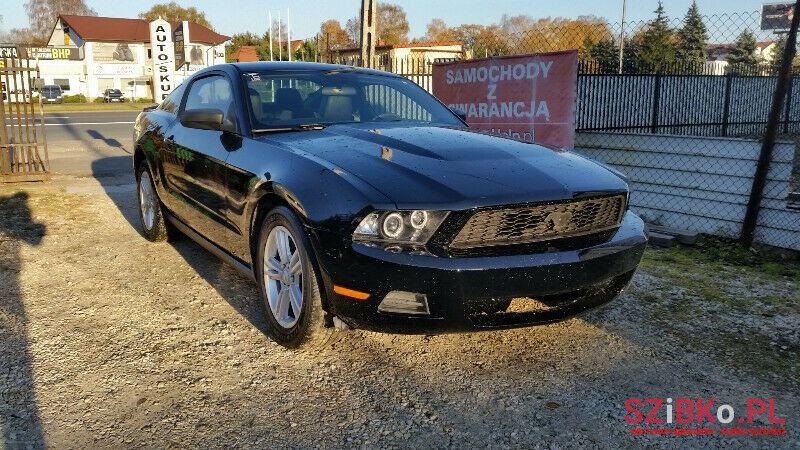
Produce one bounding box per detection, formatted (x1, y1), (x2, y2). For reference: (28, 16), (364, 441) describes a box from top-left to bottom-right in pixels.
(372, 112), (403, 121)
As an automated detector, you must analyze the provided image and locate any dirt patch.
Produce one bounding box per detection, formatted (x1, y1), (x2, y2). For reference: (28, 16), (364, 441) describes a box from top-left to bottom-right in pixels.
(1, 178), (798, 448)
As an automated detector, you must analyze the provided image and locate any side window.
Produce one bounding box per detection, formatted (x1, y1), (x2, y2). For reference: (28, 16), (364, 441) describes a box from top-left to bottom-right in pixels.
(183, 75), (236, 128)
(159, 82), (185, 114)
(363, 82), (432, 122)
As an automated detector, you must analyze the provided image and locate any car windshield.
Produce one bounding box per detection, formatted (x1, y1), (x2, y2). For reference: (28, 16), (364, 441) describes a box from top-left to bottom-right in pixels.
(109, 89), (121, 94)
(242, 69), (463, 130)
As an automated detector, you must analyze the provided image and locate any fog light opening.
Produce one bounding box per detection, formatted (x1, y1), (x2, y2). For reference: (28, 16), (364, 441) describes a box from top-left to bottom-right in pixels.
(378, 291), (430, 316)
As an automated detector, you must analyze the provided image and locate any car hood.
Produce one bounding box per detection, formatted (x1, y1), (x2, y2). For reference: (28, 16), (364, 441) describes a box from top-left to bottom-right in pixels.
(266, 123), (627, 210)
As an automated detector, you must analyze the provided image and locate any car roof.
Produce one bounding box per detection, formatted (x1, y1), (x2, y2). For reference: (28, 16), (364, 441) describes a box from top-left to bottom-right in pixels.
(43, 85), (60, 88)
(205, 61), (401, 78)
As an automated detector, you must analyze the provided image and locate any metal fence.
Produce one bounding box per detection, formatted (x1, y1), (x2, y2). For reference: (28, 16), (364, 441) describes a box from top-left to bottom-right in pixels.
(578, 74), (800, 137)
(336, 9), (800, 251)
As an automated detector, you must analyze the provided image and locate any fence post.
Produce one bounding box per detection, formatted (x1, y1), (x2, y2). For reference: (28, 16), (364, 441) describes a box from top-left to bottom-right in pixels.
(650, 73), (661, 133)
(741, 0), (800, 247)
(721, 73), (733, 137)
(783, 75), (794, 134)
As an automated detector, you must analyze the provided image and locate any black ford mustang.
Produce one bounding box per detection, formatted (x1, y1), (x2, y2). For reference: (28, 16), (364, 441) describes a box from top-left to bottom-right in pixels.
(133, 62), (647, 348)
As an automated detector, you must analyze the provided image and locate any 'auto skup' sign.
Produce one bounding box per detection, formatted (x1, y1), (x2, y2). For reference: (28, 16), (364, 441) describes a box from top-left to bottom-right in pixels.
(432, 50), (577, 148)
(149, 18), (175, 102)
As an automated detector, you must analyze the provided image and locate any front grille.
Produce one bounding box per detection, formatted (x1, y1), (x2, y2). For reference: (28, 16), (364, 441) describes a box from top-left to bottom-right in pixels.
(450, 194), (626, 249)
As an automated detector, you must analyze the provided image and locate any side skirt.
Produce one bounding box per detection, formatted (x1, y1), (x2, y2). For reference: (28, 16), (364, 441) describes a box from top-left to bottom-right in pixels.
(166, 213), (256, 282)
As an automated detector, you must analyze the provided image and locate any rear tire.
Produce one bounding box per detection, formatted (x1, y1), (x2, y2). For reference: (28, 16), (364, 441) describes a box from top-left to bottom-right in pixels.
(255, 206), (333, 349)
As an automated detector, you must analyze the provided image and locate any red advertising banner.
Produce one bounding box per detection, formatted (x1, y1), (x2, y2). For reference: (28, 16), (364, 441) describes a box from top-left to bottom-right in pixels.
(432, 50), (578, 148)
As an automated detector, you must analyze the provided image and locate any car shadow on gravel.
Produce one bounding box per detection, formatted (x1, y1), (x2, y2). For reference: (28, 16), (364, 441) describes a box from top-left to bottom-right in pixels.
(170, 242), (270, 335)
(92, 157), (270, 335)
(0, 192), (46, 448)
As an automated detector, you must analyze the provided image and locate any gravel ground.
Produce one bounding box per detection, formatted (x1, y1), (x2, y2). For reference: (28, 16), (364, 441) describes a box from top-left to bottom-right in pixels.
(1, 175), (798, 449)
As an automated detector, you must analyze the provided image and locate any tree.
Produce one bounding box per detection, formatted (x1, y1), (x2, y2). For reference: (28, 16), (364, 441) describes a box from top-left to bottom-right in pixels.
(319, 19), (350, 51)
(636, 2), (676, 73)
(376, 3), (409, 45)
(499, 14), (537, 36)
(676, 1), (708, 73)
(586, 37), (619, 73)
(344, 17), (360, 46)
(450, 24), (485, 51)
(424, 18), (455, 42)
(139, 2), (213, 30)
(769, 35), (786, 74)
(229, 32), (260, 48)
(294, 39), (317, 62)
(25, 0), (96, 43)
(727, 30), (761, 74)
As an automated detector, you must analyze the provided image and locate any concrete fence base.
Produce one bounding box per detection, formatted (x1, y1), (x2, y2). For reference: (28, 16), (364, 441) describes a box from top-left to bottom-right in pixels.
(575, 132), (800, 251)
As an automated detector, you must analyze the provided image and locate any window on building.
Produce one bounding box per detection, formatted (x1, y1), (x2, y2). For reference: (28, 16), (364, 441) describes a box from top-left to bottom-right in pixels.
(54, 78), (70, 91)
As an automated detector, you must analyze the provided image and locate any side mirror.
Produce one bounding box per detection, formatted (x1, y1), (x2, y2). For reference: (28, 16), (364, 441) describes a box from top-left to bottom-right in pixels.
(180, 108), (236, 133)
(450, 107), (467, 122)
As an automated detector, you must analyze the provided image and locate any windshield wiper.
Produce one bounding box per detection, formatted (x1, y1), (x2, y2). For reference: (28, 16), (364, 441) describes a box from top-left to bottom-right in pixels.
(252, 123), (327, 134)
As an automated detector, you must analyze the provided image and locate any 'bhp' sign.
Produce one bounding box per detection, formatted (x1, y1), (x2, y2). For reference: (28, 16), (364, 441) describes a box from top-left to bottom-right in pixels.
(432, 50), (577, 148)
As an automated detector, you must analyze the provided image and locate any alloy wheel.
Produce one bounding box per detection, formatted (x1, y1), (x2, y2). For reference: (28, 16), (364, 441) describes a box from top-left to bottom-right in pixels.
(138, 171), (156, 231)
(264, 225), (304, 328)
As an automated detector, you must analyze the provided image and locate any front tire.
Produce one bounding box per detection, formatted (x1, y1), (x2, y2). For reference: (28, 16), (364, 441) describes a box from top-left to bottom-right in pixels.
(136, 164), (171, 242)
(256, 207), (331, 349)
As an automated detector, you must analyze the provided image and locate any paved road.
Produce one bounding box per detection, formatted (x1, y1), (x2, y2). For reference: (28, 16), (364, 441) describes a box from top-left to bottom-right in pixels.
(8, 110), (142, 177)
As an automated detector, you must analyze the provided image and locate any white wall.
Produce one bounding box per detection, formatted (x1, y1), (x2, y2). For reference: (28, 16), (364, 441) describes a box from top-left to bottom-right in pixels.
(576, 132), (800, 250)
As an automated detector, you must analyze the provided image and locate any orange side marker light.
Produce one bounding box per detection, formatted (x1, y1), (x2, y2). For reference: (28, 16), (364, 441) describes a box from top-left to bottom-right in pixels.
(333, 285), (371, 301)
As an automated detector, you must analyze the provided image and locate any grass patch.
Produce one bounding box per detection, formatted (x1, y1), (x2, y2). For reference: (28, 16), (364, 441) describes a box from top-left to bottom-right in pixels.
(644, 237), (800, 282)
(640, 238), (799, 312)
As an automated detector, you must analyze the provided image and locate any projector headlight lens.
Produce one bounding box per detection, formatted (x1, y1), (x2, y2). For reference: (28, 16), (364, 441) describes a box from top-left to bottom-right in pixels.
(409, 210), (428, 229)
(353, 210), (448, 245)
(382, 212), (404, 238)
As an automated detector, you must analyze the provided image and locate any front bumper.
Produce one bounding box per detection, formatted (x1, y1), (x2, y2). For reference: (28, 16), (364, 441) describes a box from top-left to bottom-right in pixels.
(318, 211), (647, 333)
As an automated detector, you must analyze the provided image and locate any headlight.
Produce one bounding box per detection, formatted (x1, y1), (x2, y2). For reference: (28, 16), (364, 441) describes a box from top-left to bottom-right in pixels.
(354, 210), (448, 244)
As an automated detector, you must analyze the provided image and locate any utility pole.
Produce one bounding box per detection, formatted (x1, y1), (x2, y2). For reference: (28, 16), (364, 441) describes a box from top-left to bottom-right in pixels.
(741, 0), (800, 246)
(360, 0), (377, 68)
(618, 0), (627, 74)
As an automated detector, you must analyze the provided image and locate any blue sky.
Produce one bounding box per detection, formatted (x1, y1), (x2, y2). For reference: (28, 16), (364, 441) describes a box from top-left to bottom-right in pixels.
(1, 0), (763, 41)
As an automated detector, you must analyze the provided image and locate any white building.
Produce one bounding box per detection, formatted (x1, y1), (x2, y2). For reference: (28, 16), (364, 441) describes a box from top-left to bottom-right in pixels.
(36, 15), (228, 100)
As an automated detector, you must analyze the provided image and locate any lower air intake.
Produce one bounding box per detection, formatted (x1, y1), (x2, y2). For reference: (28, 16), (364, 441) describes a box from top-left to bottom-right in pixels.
(378, 291), (430, 316)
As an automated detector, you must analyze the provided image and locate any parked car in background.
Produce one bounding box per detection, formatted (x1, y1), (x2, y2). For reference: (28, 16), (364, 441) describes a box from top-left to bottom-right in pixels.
(133, 62), (647, 348)
(103, 88), (125, 103)
(40, 85), (63, 104)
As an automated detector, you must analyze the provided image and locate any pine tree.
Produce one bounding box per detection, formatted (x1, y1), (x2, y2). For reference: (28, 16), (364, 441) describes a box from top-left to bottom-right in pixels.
(587, 38), (619, 74)
(727, 30), (761, 74)
(770, 35), (787, 74)
(676, 1), (708, 73)
(637, 2), (676, 73)
(622, 37), (640, 73)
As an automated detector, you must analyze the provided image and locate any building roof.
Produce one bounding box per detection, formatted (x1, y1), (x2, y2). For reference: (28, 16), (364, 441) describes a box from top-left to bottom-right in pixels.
(337, 40), (463, 53)
(58, 15), (229, 44)
(707, 40), (776, 52)
(230, 45), (260, 62)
